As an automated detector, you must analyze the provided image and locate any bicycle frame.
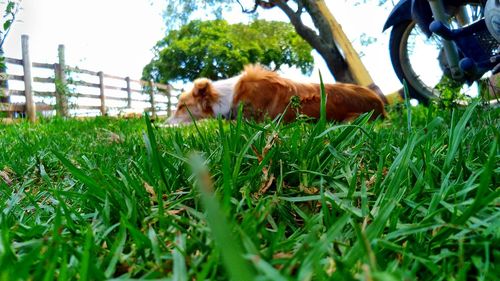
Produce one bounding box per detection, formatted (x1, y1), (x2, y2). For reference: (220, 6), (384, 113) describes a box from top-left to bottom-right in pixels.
(384, 0), (477, 80)
(427, 0), (465, 79)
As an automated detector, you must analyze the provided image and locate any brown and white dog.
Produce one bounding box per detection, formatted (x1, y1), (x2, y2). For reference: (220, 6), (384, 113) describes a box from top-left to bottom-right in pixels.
(167, 65), (387, 124)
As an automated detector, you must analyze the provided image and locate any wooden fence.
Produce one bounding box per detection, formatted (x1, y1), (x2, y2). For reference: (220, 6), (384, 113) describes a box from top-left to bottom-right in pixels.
(0, 35), (180, 122)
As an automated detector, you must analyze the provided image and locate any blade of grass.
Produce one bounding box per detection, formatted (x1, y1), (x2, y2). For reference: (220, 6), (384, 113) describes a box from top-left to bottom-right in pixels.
(190, 153), (255, 281)
(402, 79), (412, 133)
(249, 254), (288, 281)
(297, 214), (350, 279)
(148, 226), (162, 266)
(183, 103), (210, 149)
(346, 133), (419, 265)
(218, 118), (233, 210)
(104, 224), (127, 278)
(444, 101), (478, 171)
(173, 232), (188, 281)
(318, 70), (327, 129)
(52, 150), (105, 200)
(79, 226), (93, 281)
(143, 113), (169, 228)
(432, 138), (498, 242)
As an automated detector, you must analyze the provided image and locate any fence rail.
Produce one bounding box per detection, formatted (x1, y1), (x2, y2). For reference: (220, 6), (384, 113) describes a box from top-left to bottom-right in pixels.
(0, 35), (180, 122)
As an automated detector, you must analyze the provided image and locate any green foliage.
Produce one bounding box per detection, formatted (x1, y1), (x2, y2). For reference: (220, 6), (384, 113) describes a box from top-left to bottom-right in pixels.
(0, 0), (21, 94)
(143, 19), (314, 83)
(162, 0), (233, 31)
(0, 0), (20, 47)
(0, 100), (498, 279)
(433, 76), (471, 108)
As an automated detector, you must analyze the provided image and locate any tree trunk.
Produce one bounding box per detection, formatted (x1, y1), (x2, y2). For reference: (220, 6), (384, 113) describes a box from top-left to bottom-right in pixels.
(273, 0), (384, 97)
(275, 1), (355, 83)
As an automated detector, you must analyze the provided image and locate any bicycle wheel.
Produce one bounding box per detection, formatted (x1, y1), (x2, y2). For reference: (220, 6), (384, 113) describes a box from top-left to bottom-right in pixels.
(388, 4), (485, 104)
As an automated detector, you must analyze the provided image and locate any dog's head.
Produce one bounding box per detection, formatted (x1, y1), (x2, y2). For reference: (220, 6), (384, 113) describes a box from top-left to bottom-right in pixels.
(167, 78), (219, 124)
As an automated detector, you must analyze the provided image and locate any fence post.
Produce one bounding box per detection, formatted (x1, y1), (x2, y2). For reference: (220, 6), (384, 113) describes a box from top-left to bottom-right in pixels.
(21, 35), (36, 122)
(98, 71), (106, 116)
(54, 44), (69, 117)
(0, 49), (11, 118)
(149, 79), (156, 119)
(167, 85), (172, 117)
(125, 77), (131, 108)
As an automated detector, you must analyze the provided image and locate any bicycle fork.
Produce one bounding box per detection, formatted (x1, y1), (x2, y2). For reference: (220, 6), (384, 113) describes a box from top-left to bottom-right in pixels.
(427, 0), (465, 80)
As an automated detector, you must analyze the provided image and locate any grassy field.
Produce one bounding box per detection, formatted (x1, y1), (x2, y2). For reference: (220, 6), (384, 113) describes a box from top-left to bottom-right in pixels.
(0, 101), (498, 280)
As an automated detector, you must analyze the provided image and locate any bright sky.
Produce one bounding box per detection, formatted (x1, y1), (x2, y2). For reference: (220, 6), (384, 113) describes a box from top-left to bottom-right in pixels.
(4, 0), (402, 94)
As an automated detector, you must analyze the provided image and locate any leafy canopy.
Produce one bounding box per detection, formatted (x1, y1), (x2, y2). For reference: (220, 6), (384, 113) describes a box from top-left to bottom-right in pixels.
(143, 19), (314, 83)
(0, 0), (20, 48)
(1, 0), (21, 96)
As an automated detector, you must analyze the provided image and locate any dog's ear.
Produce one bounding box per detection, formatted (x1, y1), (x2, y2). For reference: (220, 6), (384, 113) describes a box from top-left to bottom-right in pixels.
(193, 78), (210, 97)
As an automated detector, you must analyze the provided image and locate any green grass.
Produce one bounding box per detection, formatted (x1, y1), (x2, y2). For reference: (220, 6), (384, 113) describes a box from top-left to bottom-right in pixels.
(0, 102), (498, 280)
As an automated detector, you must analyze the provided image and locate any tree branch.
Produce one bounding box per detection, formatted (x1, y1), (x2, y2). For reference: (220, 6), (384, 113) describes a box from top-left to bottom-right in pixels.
(275, 0), (354, 82)
(0, 1), (21, 49)
(275, 1), (323, 52)
(301, 0), (334, 46)
(236, 0), (258, 13)
(295, 0), (303, 17)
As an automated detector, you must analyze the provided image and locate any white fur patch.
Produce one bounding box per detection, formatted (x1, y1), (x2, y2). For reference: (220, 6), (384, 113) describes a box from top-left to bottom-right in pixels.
(211, 75), (240, 118)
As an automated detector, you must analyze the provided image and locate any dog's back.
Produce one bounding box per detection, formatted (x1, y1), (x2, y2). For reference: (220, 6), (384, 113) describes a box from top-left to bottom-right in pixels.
(234, 65), (387, 122)
(321, 83), (387, 121)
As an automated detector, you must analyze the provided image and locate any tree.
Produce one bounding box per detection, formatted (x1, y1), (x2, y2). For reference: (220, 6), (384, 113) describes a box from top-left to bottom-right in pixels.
(160, 0), (382, 93)
(0, 1), (21, 107)
(0, 0), (20, 69)
(143, 19), (314, 83)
